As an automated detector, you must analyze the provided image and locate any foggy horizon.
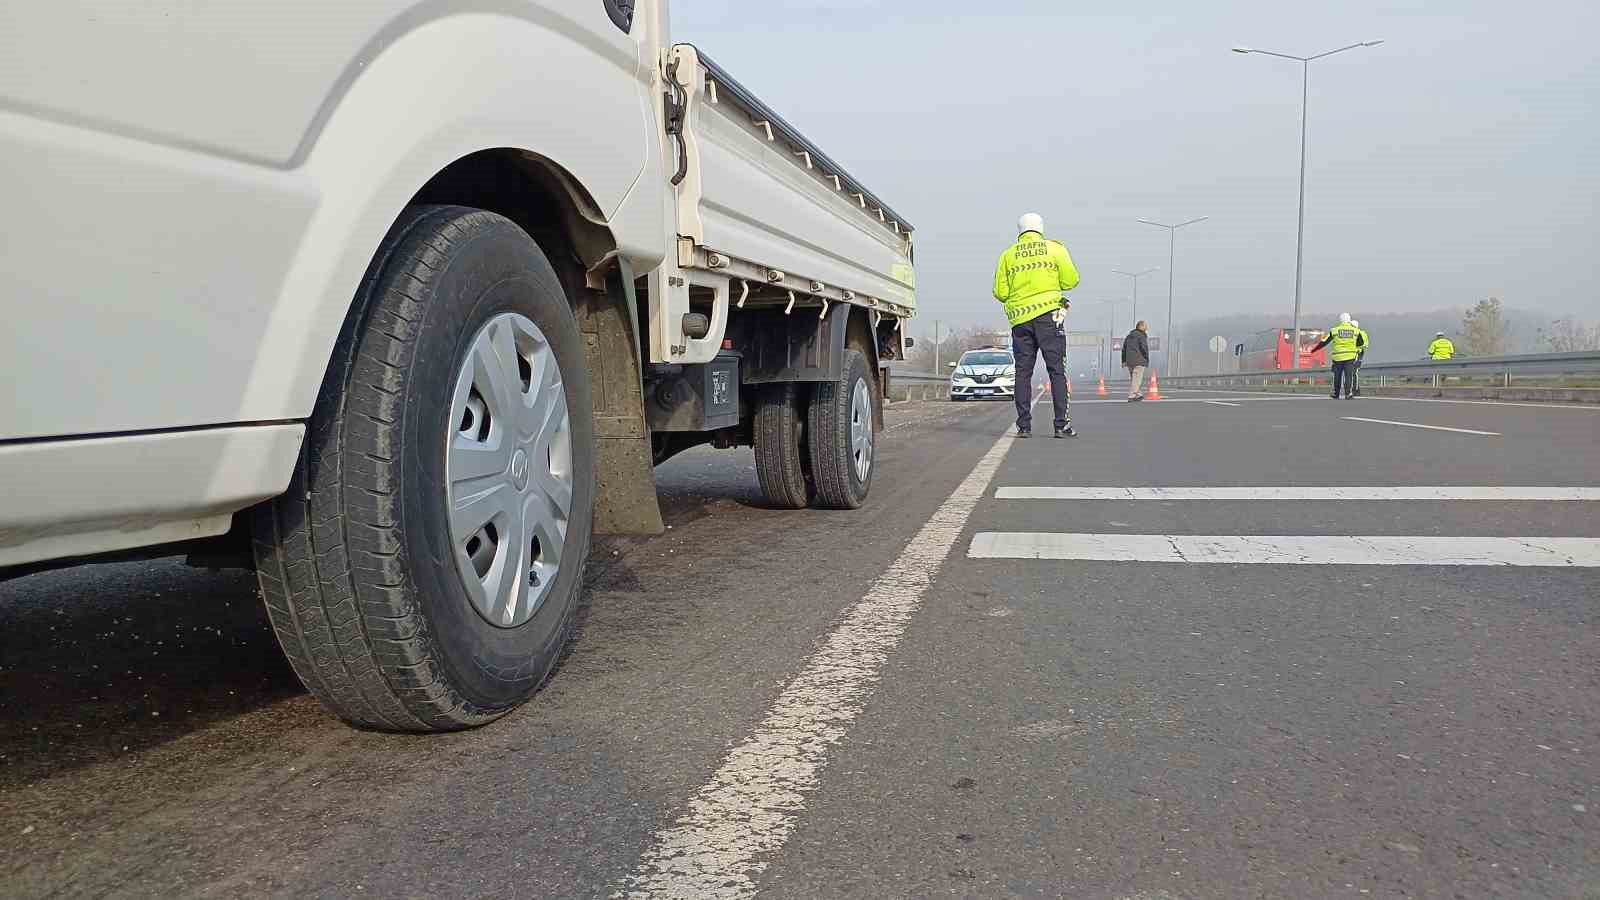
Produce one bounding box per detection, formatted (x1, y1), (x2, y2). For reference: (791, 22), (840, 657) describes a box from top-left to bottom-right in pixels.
(672, 1), (1600, 339)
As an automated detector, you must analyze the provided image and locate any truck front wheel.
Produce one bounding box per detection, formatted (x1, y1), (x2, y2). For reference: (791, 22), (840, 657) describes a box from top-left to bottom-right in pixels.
(808, 349), (875, 509)
(252, 205), (595, 731)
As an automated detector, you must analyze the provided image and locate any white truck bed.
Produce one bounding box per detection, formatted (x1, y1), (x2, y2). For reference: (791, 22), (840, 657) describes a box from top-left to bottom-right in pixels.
(652, 45), (916, 364)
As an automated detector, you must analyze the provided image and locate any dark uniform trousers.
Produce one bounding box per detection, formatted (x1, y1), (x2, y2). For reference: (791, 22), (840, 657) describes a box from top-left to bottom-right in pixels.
(1332, 359), (1358, 398)
(1011, 311), (1070, 432)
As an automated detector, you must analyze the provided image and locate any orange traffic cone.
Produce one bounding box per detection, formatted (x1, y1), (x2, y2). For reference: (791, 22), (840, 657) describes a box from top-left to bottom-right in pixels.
(1097, 376), (1108, 397)
(1146, 372), (1162, 400)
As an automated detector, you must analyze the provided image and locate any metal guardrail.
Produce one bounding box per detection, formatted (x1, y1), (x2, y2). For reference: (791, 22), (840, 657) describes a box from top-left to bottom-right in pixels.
(1163, 351), (1600, 388)
(886, 370), (949, 385)
(882, 363), (951, 402)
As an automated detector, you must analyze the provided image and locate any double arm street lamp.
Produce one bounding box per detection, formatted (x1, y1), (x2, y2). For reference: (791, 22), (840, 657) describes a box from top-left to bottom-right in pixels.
(1137, 217), (1208, 377)
(1232, 40), (1384, 368)
(1110, 268), (1159, 330)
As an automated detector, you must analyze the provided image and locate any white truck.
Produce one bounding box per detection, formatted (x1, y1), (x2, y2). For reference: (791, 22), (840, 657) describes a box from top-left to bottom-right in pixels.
(0, 1), (916, 730)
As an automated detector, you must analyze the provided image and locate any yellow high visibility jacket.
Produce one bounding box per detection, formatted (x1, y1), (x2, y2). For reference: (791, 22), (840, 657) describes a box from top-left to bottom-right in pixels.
(992, 232), (1080, 327)
(1428, 337), (1455, 360)
(1322, 322), (1365, 362)
(1357, 329), (1370, 358)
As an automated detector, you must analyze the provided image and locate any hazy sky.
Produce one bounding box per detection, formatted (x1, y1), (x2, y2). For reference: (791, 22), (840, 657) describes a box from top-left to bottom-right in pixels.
(671, 0), (1599, 337)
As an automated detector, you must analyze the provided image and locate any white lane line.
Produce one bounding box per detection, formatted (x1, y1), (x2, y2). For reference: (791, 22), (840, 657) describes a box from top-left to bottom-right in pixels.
(618, 431), (1017, 899)
(968, 533), (1600, 566)
(1203, 399), (1241, 407)
(1376, 396), (1600, 411)
(1070, 397), (1316, 405)
(1166, 388), (1600, 411)
(994, 486), (1600, 501)
(1342, 416), (1499, 436)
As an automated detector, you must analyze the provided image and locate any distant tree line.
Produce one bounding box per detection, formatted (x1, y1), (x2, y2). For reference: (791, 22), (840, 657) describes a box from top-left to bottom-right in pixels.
(904, 325), (1012, 372)
(1457, 297), (1600, 356)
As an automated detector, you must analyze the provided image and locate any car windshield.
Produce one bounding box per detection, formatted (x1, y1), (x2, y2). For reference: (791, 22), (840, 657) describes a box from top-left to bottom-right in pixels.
(960, 352), (1012, 367)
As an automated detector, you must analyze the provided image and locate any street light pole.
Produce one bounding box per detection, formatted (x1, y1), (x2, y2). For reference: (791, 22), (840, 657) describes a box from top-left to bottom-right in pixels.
(1137, 217), (1209, 377)
(1084, 298), (1121, 376)
(1111, 268), (1159, 330)
(1233, 39), (1383, 369)
(1293, 58), (1309, 372)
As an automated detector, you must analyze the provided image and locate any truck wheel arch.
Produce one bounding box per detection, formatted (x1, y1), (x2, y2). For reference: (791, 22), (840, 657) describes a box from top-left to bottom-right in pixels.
(289, 149), (661, 538)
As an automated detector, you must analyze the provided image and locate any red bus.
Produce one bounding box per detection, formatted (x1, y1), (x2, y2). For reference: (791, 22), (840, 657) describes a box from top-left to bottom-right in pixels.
(1236, 328), (1328, 371)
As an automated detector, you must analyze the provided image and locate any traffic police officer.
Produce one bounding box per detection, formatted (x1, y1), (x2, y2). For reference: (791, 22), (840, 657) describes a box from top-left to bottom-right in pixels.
(1351, 319), (1370, 396)
(992, 213), (1080, 438)
(1309, 313), (1367, 399)
(1428, 332), (1455, 360)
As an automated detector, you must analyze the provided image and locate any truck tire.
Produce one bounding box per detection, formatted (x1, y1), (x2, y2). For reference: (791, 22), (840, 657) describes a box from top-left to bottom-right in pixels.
(753, 382), (813, 509)
(252, 205), (595, 731)
(808, 349), (875, 509)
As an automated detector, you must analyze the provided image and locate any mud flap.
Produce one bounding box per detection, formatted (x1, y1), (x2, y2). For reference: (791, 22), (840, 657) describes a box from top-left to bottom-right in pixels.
(579, 261), (665, 535)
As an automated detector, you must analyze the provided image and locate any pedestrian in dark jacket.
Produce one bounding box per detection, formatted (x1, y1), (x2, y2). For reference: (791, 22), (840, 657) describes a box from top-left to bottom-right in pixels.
(1122, 322), (1150, 401)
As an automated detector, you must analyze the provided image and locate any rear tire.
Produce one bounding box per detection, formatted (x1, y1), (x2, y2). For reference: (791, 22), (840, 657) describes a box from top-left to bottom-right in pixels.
(252, 205), (595, 732)
(753, 382), (814, 509)
(808, 349), (875, 510)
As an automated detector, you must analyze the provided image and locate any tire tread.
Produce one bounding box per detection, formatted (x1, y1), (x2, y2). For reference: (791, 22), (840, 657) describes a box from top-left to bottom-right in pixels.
(808, 349), (874, 510)
(753, 382), (813, 509)
(252, 205), (573, 731)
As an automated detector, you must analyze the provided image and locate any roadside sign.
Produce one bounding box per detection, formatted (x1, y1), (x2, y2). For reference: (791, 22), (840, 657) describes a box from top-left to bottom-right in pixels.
(1208, 335), (1226, 353)
(1114, 336), (1160, 352)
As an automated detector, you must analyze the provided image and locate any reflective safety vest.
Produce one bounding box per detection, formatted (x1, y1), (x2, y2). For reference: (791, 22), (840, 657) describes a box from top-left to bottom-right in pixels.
(1428, 337), (1455, 360)
(992, 232), (1081, 327)
(1326, 322), (1364, 362)
(1357, 329), (1370, 358)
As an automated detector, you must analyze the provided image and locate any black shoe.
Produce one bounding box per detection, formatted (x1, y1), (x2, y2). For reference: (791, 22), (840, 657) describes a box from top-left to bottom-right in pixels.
(1017, 428), (1032, 439)
(1054, 426), (1077, 439)
(1128, 395), (1143, 402)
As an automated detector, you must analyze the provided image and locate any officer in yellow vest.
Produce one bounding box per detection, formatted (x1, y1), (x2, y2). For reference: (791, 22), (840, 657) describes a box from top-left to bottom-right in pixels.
(1351, 319), (1370, 396)
(1427, 332), (1455, 360)
(1309, 313), (1367, 399)
(992, 213), (1081, 438)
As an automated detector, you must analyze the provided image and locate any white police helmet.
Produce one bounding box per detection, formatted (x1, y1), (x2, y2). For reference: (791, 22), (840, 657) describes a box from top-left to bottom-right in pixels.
(1017, 213), (1044, 235)
(1339, 312), (1352, 324)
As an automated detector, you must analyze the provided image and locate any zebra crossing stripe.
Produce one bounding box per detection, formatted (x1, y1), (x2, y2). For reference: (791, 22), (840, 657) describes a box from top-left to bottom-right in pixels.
(993, 486), (1600, 501)
(968, 533), (1600, 566)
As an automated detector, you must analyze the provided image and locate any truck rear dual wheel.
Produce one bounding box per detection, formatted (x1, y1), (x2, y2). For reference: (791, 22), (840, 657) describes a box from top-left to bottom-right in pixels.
(808, 349), (875, 509)
(252, 205), (595, 731)
(753, 382), (815, 509)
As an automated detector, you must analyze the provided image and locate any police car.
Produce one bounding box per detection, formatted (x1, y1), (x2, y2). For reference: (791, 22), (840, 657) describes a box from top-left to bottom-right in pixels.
(947, 347), (1017, 401)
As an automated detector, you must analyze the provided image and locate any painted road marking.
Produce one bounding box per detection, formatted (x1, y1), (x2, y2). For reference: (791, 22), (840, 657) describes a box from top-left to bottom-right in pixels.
(1070, 396), (1319, 405)
(619, 429), (1017, 899)
(994, 486), (1600, 501)
(1166, 388), (1600, 411)
(968, 533), (1600, 566)
(1342, 416), (1499, 436)
(1203, 399), (1241, 407)
(1378, 396), (1600, 411)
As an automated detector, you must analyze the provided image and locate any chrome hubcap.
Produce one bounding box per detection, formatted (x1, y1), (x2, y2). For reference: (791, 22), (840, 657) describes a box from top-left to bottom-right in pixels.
(446, 313), (572, 628)
(850, 378), (873, 483)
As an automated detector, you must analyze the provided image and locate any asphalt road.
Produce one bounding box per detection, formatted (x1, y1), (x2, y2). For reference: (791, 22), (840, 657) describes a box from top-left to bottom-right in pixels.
(2, 392), (1596, 898)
